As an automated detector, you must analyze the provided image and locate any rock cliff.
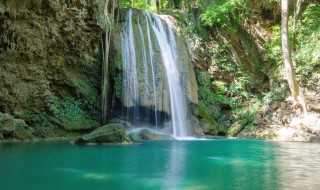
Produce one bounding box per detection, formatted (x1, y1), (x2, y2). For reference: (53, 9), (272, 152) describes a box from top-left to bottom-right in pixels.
(0, 0), (109, 140)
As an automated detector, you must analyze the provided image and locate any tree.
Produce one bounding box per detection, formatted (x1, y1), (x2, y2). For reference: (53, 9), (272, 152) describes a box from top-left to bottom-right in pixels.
(281, 0), (307, 116)
(292, 0), (303, 67)
(102, 0), (116, 124)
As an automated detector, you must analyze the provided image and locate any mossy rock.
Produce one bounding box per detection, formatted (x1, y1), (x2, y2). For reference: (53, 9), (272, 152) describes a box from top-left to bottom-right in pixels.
(0, 112), (35, 140)
(129, 129), (172, 141)
(75, 124), (131, 144)
(109, 117), (133, 128)
(227, 120), (244, 137)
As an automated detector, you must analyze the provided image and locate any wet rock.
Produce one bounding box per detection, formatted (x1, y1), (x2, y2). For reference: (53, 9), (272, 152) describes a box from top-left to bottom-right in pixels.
(192, 124), (204, 136)
(129, 129), (172, 141)
(109, 117), (133, 128)
(75, 124), (131, 144)
(188, 115), (204, 135)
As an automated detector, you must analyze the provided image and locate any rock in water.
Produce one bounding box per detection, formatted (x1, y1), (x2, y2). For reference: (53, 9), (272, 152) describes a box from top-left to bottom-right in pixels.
(129, 129), (172, 141)
(75, 124), (131, 144)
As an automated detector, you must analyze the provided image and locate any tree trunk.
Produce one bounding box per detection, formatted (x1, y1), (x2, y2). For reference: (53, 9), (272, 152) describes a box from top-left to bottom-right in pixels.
(292, 0), (303, 67)
(281, 0), (307, 116)
(102, 0), (116, 124)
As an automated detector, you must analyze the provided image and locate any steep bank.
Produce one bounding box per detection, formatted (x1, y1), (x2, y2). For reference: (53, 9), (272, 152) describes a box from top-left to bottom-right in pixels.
(0, 0), (110, 140)
(183, 0), (320, 141)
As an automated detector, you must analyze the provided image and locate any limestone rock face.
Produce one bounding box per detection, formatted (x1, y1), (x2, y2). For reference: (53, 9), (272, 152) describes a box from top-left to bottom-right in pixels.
(0, 0), (108, 139)
(75, 124), (131, 144)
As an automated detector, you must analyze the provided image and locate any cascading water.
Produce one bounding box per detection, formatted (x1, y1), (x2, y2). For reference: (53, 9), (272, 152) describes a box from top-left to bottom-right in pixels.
(138, 15), (151, 123)
(147, 13), (187, 138)
(145, 12), (159, 129)
(121, 9), (139, 123)
(120, 10), (188, 138)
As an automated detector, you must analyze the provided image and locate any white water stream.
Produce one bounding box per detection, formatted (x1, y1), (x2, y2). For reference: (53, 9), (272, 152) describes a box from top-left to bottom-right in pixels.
(121, 10), (188, 138)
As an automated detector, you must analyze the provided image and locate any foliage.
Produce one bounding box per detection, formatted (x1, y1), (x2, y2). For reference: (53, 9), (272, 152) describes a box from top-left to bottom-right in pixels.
(119, 0), (155, 11)
(295, 3), (320, 89)
(114, 73), (123, 99)
(200, 0), (246, 29)
(53, 96), (94, 128)
(265, 3), (320, 90)
(265, 25), (282, 67)
(117, 0), (320, 135)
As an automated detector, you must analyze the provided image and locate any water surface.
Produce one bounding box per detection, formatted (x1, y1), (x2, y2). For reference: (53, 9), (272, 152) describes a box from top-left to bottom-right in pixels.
(1, 139), (320, 190)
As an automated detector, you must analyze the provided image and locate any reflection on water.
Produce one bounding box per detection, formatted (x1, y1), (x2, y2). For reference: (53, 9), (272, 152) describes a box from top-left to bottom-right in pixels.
(0, 140), (320, 190)
(164, 142), (186, 189)
(275, 142), (320, 189)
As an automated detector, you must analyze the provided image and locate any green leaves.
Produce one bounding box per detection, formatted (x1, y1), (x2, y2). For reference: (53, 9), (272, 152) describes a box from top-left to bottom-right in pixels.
(53, 96), (94, 129)
(200, 0), (244, 27)
(265, 3), (320, 89)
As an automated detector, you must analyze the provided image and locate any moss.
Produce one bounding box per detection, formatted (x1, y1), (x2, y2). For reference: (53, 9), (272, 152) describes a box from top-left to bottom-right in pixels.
(52, 96), (98, 131)
(129, 129), (171, 141)
(75, 124), (131, 144)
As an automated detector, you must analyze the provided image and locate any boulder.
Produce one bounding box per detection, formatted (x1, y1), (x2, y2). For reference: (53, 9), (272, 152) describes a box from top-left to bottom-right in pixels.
(129, 129), (172, 141)
(227, 120), (244, 137)
(0, 112), (35, 140)
(75, 124), (131, 144)
(310, 136), (320, 143)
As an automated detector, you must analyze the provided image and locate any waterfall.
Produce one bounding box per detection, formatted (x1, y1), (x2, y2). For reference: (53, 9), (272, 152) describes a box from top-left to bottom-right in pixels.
(138, 15), (151, 124)
(145, 12), (158, 129)
(121, 9), (140, 123)
(120, 10), (188, 138)
(147, 13), (187, 138)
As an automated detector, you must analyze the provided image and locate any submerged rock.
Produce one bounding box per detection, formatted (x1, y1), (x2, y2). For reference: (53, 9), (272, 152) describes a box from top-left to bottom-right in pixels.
(129, 129), (172, 141)
(75, 124), (131, 144)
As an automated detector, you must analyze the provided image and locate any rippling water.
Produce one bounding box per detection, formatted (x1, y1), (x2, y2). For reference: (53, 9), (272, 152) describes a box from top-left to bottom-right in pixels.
(0, 139), (319, 190)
